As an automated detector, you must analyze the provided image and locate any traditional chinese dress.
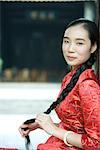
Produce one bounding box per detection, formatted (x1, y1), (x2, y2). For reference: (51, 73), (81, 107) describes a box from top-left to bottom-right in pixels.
(37, 68), (100, 150)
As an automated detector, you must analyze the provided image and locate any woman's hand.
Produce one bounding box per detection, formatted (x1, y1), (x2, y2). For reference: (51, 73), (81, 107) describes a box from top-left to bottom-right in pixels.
(35, 113), (56, 135)
(19, 121), (39, 137)
(19, 113), (57, 137)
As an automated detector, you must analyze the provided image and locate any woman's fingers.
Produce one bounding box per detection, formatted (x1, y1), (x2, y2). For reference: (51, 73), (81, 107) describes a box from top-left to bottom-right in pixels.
(19, 124), (30, 137)
(19, 114), (48, 137)
(19, 121), (39, 137)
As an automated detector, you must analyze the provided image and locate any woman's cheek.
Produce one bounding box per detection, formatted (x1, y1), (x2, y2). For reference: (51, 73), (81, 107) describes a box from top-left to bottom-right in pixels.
(77, 47), (89, 55)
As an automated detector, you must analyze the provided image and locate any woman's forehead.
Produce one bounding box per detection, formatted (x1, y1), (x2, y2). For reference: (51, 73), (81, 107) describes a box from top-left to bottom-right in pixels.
(64, 24), (89, 39)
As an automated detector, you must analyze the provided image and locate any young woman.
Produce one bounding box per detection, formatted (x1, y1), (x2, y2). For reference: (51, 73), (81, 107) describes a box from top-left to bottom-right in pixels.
(19, 18), (100, 150)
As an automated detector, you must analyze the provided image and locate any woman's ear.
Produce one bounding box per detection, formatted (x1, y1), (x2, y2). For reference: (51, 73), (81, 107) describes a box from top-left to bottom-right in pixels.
(91, 42), (97, 53)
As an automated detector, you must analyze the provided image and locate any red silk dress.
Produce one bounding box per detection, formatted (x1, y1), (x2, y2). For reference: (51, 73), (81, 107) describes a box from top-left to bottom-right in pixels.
(37, 68), (100, 150)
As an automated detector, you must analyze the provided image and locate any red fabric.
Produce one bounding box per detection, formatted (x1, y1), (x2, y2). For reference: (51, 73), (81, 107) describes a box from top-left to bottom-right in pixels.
(0, 148), (17, 150)
(37, 69), (100, 150)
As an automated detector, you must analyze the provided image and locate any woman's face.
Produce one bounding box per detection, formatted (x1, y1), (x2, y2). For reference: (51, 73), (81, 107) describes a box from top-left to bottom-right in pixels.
(62, 24), (96, 68)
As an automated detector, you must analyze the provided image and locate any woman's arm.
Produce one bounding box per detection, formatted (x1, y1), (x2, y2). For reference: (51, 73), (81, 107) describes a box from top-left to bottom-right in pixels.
(51, 125), (83, 149)
(35, 113), (83, 149)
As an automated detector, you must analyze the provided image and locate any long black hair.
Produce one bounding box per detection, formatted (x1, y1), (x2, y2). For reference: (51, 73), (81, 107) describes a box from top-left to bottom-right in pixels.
(44, 18), (99, 114)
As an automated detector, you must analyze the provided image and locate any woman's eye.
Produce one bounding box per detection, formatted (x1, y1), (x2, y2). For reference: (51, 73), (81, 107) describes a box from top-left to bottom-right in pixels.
(77, 42), (84, 45)
(63, 40), (69, 43)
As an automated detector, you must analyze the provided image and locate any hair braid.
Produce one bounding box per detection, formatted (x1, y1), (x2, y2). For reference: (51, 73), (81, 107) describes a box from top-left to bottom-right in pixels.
(44, 53), (96, 114)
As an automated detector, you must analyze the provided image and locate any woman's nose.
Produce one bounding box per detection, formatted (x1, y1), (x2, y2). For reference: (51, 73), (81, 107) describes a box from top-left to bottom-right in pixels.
(68, 43), (75, 53)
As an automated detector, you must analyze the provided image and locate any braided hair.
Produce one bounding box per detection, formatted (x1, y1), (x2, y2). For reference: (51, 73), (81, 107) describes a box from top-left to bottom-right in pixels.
(44, 18), (98, 114)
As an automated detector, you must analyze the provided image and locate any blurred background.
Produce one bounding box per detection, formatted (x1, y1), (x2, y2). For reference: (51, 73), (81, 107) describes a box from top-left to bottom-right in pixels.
(0, 0), (99, 114)
(0, 0), (98, 83)
(0, 1), (99, 149)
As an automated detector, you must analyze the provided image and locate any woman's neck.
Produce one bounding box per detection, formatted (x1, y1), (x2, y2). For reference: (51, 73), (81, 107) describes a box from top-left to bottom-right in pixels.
(71, 65), (77, 71)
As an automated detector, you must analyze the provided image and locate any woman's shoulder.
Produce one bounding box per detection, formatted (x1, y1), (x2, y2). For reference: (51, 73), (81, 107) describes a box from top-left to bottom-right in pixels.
(61, 68), (99, 88)
(78, 69), (99, 94)
(78, 69), (100, 103)
(78, 68), (98, 84)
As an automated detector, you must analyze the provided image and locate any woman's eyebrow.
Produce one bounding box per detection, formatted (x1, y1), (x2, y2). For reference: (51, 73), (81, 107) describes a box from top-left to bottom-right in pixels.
(75, 38), (85, 41)
(63, 37), (86, 42)
(63, 36), (69, 39)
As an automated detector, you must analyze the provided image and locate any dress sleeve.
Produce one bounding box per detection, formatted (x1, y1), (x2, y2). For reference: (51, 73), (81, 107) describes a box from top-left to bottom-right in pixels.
(79, 79), (100, 150)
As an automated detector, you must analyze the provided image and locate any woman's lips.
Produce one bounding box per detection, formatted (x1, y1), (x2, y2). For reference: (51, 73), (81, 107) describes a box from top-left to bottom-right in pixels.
(67, 56), (76, 61)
